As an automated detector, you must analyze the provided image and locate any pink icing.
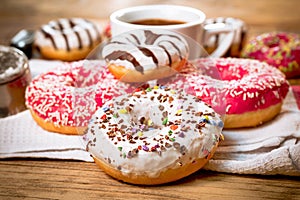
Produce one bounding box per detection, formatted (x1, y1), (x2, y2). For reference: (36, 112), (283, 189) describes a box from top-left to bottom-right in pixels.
(25, 61), (132, 127)
(242, 32), (300, 78)
(163, 58), (290, 115)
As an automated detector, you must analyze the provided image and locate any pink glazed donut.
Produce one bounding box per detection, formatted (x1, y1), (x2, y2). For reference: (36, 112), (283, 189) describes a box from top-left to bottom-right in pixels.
(242, 32), (300, 78)
(25, 61), (130, 134)
(163, 58), (290, 128)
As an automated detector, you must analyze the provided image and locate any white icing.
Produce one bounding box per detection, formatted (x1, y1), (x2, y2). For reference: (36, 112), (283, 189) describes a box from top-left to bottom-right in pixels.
(86, 87), (223, 178)
(102, 29), (188, 71)
(35, 18), (101, 51)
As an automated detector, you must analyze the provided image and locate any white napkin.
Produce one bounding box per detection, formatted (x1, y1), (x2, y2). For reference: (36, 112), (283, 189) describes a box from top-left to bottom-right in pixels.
(204, 89), (300, 176)
(0, 59), (299, 176)
(0, 110), (93, 161)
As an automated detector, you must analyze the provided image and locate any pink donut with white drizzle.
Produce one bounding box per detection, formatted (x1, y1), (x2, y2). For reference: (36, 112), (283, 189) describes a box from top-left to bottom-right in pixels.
(163, 58), (290, 128)
(25, 61), (131, 134)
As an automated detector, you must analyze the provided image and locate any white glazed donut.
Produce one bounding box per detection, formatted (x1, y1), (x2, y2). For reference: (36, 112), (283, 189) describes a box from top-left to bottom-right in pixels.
(35, 18), (102, 61)
(102, 29), (189, 82)
(85, 85), (224, 185)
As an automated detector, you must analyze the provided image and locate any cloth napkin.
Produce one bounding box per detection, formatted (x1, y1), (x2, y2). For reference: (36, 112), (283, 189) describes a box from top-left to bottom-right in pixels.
(204, 87), (300, 176)
(0, 59), (299, 176)
(0, 110), (93, 161)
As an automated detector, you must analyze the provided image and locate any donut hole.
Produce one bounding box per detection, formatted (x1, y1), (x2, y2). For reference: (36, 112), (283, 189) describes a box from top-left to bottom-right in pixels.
(130, 101), (166, 131)
(263, 34), (289, 48)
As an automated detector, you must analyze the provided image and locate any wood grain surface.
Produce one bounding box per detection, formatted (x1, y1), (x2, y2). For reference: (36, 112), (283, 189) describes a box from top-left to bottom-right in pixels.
(0, 0), (300, 199)
(1, 159), (300, 199)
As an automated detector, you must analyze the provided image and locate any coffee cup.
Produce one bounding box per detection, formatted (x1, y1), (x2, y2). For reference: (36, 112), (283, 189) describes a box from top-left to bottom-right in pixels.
(109, 4), (235, 58)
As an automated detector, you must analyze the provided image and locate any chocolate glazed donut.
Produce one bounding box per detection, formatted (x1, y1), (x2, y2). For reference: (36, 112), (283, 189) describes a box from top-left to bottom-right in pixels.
(102, 29), (189, 82)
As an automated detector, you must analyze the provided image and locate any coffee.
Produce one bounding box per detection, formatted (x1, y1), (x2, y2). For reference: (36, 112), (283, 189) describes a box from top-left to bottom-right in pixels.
(130, 18), (186, 26)
(110, 5), (234, 58)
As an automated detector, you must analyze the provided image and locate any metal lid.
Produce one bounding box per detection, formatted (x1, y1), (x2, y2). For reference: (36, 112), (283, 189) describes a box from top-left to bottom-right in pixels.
(0, 45), (29, 85)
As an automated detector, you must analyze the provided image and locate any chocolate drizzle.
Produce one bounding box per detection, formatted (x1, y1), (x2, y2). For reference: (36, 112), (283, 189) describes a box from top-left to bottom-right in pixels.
(138, 47), (159, 65)
(104, 30), (188, 73)
(39, 18), (100, 51)
(105, 50), (143, 73)
(41, 29), (58, 50)
(129, 33), (141, 45)
(144, 30), (160, 44)
(158, 45), (172, 65)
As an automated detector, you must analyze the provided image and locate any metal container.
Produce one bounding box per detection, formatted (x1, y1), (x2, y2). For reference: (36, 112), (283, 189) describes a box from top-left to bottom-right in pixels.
(0, 45), (31, 118)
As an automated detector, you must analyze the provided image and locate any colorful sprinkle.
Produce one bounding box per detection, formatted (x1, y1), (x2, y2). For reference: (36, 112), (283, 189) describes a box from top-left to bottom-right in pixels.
(218, 120), (224, 128)
(142, 145), (149, 151)
(147, 119), (153, 126)
(176, 109), (182, 115)
(137, 131), (143, 137)
(162, 117), (168, 125)
(119, 109), (128, 114)
(178, 132), (185, 138)
(102, 107), (110, 112)
(170, 124), (178, 131)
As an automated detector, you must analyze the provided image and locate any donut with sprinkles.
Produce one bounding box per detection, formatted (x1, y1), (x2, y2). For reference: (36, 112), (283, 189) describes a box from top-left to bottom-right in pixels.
(102, 29), (189, 82)
(241, 32), (300, 78)
(85, 85), (224, 185)
(163, 58), (290, 128)
(25, 60), (131, 134)
(35, 18), (102, 61)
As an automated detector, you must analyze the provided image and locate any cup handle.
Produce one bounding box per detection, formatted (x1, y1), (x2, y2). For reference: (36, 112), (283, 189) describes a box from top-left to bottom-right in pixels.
(203, 22), (235, 58)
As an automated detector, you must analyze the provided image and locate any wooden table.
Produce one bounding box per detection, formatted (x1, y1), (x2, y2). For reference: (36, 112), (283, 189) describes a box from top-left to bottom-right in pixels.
(1, 0), (300, 199)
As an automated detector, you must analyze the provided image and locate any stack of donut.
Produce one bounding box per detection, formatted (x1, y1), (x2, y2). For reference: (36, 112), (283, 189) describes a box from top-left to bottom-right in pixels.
(26, 29), (189, 134)
(26, 27), (291, 185)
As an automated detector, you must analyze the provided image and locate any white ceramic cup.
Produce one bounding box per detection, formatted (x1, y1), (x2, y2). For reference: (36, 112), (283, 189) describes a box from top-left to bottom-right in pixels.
(110, 4), (235, 58)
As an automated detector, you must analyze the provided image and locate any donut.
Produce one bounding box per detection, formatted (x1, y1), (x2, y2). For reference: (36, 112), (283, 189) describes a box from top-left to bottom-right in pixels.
(241, 32), (300, 78)
(85, 85), (224, 185)
(25, 60), (130, 134)
(162, 58), (290, 129)
(102, 29), (189, 82)
(34, 18), (102, 61)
